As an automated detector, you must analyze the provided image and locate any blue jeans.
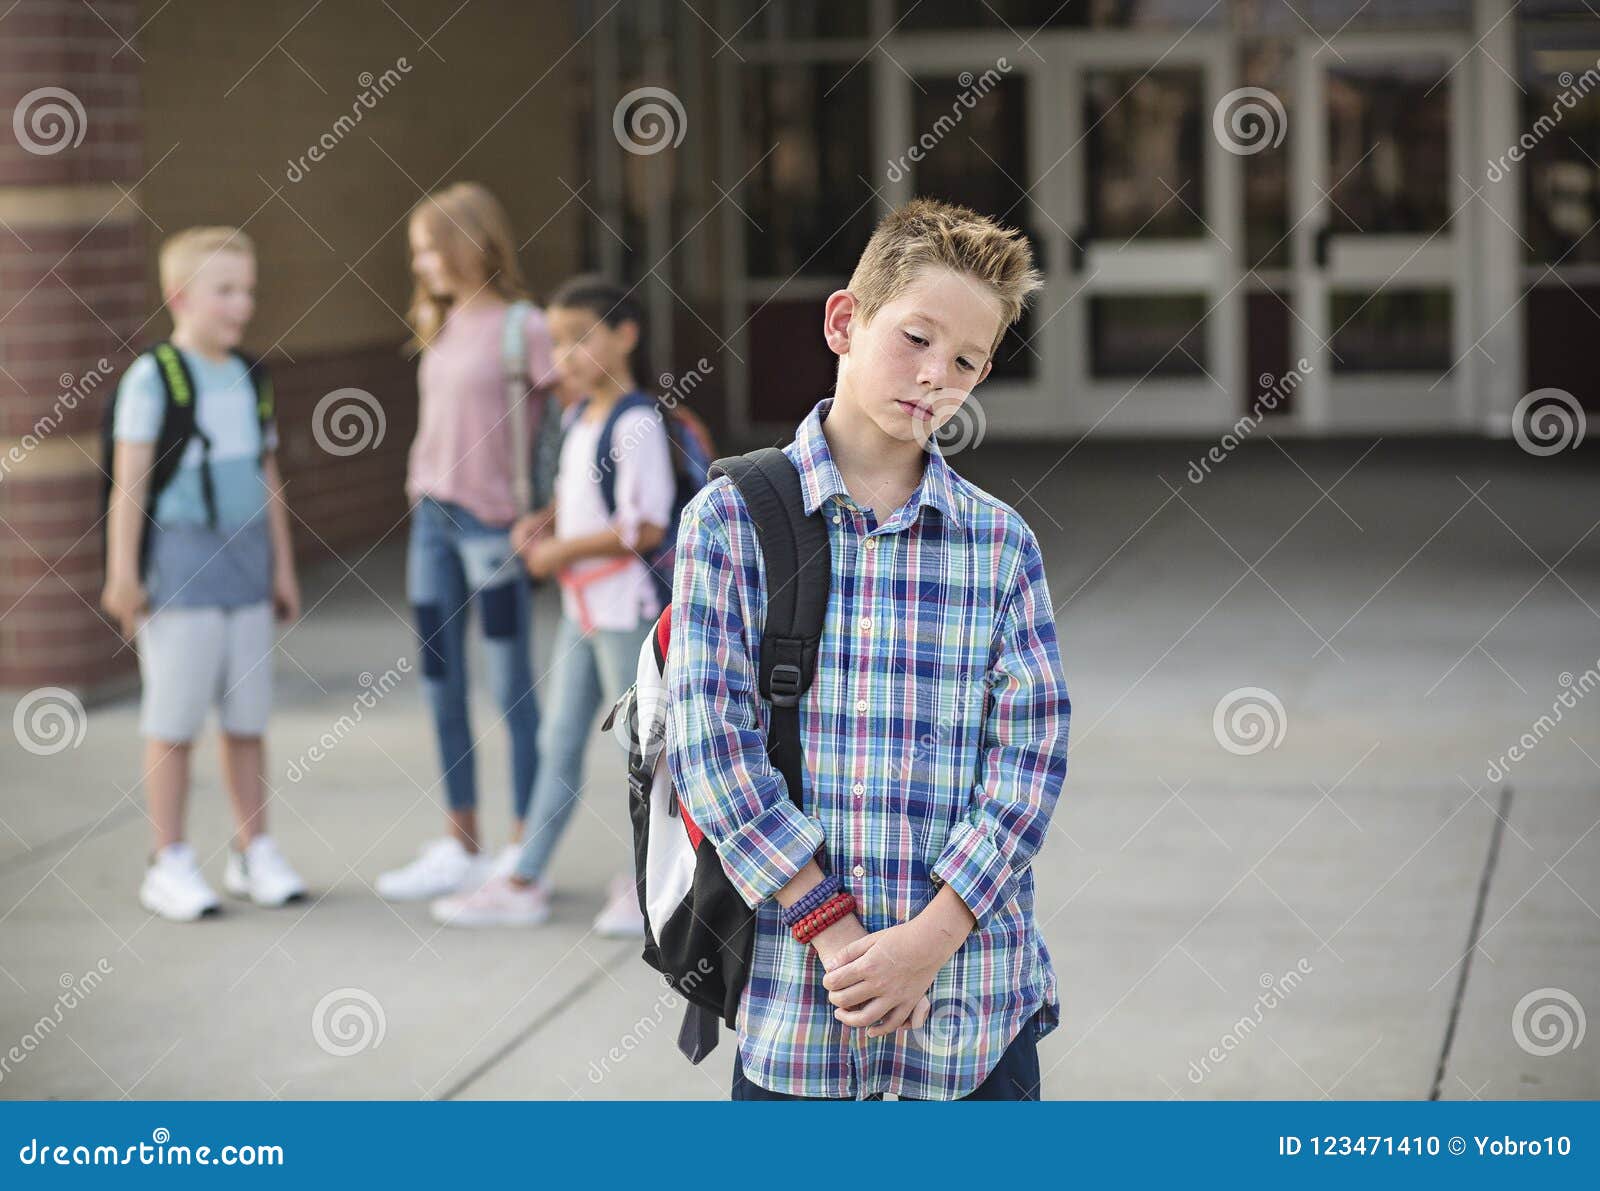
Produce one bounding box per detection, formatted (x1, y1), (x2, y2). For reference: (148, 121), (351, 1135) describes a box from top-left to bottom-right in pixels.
(406, 497), (539, 818)
(730, 1010), (1045, 1101)
(512, 613), (651, 883)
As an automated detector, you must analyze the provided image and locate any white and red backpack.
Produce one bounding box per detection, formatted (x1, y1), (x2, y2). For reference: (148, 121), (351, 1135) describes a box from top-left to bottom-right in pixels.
(602, 447), (831, 1063)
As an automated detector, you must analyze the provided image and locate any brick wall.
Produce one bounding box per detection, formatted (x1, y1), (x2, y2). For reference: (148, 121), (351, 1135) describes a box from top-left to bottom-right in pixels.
(0, 0), (584, 697)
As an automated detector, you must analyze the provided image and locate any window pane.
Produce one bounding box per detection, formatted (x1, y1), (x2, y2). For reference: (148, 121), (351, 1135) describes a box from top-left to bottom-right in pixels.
(741, 65), (874, 277)
(1240, 40), (1292, 268)
(1087, 69), (1207, 240)
(1518, 31), (1600, 264)
(1091, 294), (1209, 377)
(907, 70), (1036, 379)
(1325, 62), (1452, 234)
(1329, 290), (1452, 373)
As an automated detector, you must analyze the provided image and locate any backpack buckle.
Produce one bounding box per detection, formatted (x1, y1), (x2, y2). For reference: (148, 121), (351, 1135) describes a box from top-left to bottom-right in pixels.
(768, 662), (803, 707)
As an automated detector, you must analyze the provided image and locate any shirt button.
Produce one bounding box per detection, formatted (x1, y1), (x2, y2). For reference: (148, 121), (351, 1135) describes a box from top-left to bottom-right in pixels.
(852, 782), (864, 795)
(864, 538), (878, 551)
(852, 864), (865, 878)
(855, 699), (868, 713)
(831, 514), (841, 524)
(858, 617), (871, 633)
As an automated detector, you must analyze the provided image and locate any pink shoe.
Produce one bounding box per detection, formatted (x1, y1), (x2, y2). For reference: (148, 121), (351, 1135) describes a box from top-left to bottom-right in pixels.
(592, 873), (645, 938)
(430, 875), (550, 928)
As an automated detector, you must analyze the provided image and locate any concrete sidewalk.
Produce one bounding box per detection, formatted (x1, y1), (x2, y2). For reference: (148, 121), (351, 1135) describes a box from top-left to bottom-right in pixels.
(2, 437), (1596, 1100)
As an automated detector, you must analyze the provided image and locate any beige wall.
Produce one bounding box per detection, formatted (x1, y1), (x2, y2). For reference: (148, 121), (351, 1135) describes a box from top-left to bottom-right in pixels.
(137, 0), (587, 356)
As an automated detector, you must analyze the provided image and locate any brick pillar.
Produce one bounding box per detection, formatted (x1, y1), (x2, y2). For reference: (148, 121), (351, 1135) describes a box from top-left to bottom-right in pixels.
(0, 0), (145, 696)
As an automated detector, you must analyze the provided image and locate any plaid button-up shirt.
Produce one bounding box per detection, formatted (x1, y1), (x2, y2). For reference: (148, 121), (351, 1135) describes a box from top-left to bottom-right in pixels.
(664, 398), (1069, 1100)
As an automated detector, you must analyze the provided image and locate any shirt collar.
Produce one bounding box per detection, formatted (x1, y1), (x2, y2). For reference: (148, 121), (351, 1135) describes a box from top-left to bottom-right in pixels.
(791, 397), (966, 532)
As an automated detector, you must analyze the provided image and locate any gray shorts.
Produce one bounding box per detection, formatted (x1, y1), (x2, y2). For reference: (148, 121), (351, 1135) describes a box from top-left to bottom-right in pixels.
(136, 601), (274, 741)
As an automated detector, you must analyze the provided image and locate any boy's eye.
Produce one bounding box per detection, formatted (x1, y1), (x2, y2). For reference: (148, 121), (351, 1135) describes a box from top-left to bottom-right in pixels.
(957, 357), (975, 372)
(903, 332), (926, 347)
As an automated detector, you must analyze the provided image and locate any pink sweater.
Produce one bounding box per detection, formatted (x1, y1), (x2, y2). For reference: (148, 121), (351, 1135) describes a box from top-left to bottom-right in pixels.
(405, 301), (555, 527)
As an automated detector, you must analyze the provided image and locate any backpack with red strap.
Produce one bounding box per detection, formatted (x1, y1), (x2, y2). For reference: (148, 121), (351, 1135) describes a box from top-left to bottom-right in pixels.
(601, 446), (830, 1063)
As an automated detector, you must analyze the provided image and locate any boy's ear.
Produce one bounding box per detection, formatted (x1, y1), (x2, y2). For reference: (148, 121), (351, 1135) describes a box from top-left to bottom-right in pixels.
(618, 317), (640, 356)
(164, 284), (186, 316)
(975, 358), (993, 387)
(822, 289), (857, 358)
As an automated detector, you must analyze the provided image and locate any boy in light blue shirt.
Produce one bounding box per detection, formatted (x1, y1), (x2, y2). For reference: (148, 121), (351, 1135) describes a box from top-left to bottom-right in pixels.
(101, 226), (307, 921)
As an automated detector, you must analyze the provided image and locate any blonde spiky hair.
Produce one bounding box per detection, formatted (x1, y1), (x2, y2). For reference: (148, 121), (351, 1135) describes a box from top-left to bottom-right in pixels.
(846, 197), (1042, 350)
(158, 226), (253, 297)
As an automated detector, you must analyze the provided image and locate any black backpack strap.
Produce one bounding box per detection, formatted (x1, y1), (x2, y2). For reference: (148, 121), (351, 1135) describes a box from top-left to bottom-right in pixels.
(706, 447), (831, 816)
(148, 342), (219, 531)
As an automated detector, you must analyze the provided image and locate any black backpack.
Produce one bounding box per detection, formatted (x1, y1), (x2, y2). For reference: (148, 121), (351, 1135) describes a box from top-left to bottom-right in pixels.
(601, 446), (830, 1063)
(98, 342), (273, 580)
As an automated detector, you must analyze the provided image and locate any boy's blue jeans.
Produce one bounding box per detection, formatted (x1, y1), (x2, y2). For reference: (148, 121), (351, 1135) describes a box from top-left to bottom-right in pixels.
(511, 613), (651, 884)
(407, 497), (539, 819)
(730, 1010), (1046, 1101)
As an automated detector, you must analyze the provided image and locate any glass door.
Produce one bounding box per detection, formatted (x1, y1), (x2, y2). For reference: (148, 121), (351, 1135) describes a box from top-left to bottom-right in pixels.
(877, 31), (1242, 435)
(1045, 32), (1243, 433)
(1291, 34), (1472, 429)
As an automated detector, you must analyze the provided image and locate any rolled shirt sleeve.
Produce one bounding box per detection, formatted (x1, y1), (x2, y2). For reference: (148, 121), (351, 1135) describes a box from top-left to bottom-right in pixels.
(931, 525), (1070, 928)
(664, 487), (826, 908)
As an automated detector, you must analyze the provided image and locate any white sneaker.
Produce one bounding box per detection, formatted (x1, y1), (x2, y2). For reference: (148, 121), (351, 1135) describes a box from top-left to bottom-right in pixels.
(139, 842), (221, 922)
(430, 875), (551, 928)
(592, 873), (645, 938)
(223, 835), (307, 907)
(487, 843), (522, 881)
(375, 837), (489, 902)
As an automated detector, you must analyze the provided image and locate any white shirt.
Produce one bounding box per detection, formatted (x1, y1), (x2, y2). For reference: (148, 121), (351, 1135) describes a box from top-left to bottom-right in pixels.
(555, 403), (675, 632)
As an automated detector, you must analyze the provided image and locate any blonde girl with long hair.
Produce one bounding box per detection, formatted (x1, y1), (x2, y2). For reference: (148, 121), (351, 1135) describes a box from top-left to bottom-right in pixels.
(376, 182), (560, 904)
